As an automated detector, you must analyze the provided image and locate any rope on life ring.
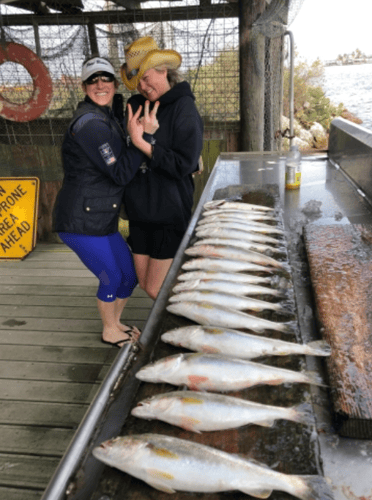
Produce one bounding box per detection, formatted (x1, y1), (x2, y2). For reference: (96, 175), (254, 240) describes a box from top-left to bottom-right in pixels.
(0, 42), (53, 122)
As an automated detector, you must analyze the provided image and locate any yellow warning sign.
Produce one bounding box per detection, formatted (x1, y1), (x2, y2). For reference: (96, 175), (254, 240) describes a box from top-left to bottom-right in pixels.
(0, 177), (40, 260)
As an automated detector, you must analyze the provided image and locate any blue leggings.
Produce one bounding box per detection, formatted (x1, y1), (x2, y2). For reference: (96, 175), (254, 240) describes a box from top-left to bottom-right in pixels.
(58, 232), (138, 302)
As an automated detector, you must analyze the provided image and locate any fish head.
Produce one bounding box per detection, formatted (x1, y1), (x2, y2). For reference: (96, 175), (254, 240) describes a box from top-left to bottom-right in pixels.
(92, 435), (145, 468)
(161, 326), (204, 347)
(136, 354), (184, 382)
(172, 279), (200, 293)
(168, 291), (194, 303)
(131, 394), (178, 419)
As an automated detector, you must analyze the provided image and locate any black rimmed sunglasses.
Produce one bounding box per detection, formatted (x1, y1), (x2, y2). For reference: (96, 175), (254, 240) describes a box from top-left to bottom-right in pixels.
(85, 72), (115, 85)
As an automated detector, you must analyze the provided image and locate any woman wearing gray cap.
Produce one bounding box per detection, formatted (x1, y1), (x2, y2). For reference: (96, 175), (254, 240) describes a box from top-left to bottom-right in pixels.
(53, 55), (159, 347)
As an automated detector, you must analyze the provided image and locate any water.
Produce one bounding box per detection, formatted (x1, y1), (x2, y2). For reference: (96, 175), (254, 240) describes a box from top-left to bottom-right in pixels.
(322, 64), (372, 131)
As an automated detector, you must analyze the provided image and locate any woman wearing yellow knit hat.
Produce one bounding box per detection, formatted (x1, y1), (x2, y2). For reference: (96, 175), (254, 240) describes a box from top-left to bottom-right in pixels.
(121, 36), (203, 300)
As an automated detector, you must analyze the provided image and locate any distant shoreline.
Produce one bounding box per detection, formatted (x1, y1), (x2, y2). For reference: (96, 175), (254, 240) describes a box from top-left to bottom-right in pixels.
(324, 59), (372, 67)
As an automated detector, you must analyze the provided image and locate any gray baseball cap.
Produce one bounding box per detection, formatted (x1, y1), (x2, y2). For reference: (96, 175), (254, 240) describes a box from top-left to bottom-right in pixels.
(81, 57), (116, 82)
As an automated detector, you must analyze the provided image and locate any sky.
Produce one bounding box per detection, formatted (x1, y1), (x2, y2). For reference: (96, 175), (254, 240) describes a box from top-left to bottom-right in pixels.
(289, 0), (372, 62)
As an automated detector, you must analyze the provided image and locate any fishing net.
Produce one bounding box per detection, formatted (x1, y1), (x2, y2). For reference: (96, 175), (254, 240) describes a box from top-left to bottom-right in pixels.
(0, 0), (305, 180)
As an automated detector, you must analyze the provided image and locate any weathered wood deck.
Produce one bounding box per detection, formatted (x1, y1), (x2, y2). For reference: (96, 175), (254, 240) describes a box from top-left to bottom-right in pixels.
(0, 243), (153, 500)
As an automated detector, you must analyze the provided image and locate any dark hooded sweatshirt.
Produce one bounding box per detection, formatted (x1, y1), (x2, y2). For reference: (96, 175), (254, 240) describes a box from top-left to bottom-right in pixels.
(123, 81), (203, 231)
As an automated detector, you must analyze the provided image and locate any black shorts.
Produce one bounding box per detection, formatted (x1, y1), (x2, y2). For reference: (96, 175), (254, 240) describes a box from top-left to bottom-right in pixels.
(127, 221), (186, 260)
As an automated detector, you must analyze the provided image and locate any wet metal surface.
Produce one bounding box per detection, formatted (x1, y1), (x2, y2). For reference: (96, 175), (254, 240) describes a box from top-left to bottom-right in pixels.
(90, 167), (328, 500)
(68, 151), (372, 500)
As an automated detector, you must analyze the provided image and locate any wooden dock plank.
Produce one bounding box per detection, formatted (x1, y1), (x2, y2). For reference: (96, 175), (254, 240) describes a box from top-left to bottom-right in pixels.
(0, 487), (43, 500)
(0, 283), (149, 298)
(0, 304), (150, 318)
(0, 268), (95, 277)
(0, 330), (118, 347)
(0, 294), (153, 309)
(0, 401), (88, 427)
(0, 379), (100, 404)
(0, 312), (149, 331)
(0, 346), (114, 364)
(0, 360), (109, 382)
(0, 425), (74, 455)
(0, 284), (97, 296)
(0, 242), (154, 498)
(0, 453), (61, 490)
(0, 275), (98, 286)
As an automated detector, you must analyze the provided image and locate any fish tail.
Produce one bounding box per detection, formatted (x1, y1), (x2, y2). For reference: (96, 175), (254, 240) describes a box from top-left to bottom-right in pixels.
(289, 475), (333, 500)
(303, 370), (327, 387)
(289, 402), (316, 426)
(305, 340), (332, 357)
(279, 320), (298, 335)
(274, 300), (296, 316)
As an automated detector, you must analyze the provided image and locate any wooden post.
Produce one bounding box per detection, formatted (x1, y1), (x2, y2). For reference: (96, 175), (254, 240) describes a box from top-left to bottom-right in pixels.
(239, 0), (266, 151)
(264, 35), (284, 151)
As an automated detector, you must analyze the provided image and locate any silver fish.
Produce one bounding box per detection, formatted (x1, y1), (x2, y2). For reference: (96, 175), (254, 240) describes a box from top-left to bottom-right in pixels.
(197, 220), (284, 235)
(204, 199), (275, 212)
(169, 290), (289, 313)
(136, 352), (325, 391)
(161, 325), (331, 360)
(196, 226), (281, 245)
(173, 278), (286, 297)
(131, 390), (314, 432)
(182, 257), (274, 273)
(93, 433), (333, 499)
(166, 301), (295, 333)
(200, 210), (277, 221)
(198, 215), (279, 226)
(193, 237), (285, 255)
(177, 270), (274, 284)
(185, 245), (285, 269)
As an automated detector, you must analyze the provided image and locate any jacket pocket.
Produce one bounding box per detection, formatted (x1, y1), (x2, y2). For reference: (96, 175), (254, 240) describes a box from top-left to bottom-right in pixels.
(83, 196), (120, 213)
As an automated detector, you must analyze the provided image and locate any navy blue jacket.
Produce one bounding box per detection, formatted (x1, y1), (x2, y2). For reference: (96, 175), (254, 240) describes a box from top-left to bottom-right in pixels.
(54, 96), (145, 235)
(124, 81), (203, 230)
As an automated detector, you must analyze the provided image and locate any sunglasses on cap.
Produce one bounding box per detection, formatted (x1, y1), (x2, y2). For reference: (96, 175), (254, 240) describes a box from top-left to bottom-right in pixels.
(85, 72), (115, 85)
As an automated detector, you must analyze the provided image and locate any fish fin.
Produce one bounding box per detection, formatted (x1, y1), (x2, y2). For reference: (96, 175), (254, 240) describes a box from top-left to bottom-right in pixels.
(240, 487), (272, 498)
(146, 469), (176, 493)
(201, 344), (220, 354)
(180, 416), (202, 433)
(305, 340), (332, 356)
(187, 375), (209, 390)
(256, 419), (275, 428)
(293, 475), (334, 500)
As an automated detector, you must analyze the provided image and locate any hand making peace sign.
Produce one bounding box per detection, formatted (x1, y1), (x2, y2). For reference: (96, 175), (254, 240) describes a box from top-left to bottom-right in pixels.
(140, 100), (160, 135)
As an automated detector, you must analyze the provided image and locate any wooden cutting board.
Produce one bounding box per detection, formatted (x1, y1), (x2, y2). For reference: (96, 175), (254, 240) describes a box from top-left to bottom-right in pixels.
(304, 223), (372, 438)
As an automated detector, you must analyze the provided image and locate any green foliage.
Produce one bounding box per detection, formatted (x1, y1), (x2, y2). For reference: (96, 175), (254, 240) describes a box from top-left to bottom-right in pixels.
(283, 57), (344, 130)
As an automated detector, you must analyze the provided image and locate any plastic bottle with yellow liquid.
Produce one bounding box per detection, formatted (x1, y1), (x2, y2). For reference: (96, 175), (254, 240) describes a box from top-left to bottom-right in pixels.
(285, 144), (301, 189)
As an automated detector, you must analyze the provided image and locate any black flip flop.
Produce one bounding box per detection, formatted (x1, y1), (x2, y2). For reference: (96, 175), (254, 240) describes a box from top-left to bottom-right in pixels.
(101, 338), (131, 348)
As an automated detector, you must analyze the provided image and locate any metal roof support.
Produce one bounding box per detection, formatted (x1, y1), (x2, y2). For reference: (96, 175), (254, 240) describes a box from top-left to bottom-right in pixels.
(33, 19), (41, 57)
(88, 21), (99, 55)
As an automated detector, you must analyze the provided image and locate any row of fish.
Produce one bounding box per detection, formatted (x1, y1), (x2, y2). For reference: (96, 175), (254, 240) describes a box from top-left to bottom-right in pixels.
(93, 198), (333, 499)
